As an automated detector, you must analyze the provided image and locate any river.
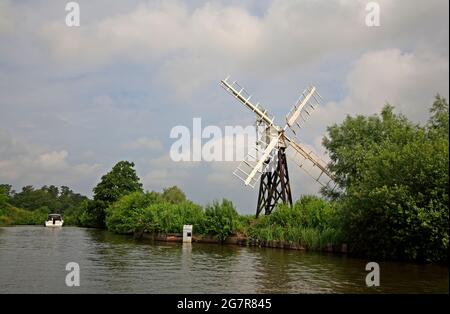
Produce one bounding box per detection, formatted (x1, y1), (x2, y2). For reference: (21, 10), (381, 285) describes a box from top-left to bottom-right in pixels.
(0, 226), (447, 293)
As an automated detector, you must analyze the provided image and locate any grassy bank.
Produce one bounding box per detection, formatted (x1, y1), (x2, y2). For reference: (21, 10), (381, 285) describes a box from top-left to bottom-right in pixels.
(104, 192), (342, 251)
(0, 205), (48, 226)
(0, 204), (82, 226)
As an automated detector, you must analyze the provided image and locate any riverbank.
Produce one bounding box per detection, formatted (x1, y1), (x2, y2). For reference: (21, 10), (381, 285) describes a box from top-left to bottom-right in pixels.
(137, 231), (349, 254)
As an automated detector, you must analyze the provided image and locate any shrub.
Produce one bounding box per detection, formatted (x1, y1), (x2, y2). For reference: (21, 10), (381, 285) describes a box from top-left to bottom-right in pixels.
(205, 199), (239, 241)
(105, 192), (155, 234)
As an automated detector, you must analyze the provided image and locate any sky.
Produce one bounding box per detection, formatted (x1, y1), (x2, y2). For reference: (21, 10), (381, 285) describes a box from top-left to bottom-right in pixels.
(0, 0), (448, 214)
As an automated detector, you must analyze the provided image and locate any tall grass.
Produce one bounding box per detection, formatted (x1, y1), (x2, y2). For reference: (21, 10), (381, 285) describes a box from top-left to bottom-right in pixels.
(105, 192), (343, 250)
(247, 196), (343, 249)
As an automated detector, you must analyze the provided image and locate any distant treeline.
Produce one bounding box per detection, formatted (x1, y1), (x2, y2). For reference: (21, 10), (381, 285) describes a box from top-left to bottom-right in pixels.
(1, 95), (448, 262)
(0, 184), (88, 225)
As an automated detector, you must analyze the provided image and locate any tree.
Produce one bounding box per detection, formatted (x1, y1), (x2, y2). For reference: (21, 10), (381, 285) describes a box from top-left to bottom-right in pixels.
(0, 184), (11, 209)
(322, 104), (416, 198)
(10, 186), (51, 211)
(93, 161), (143, 203)
(0, 184), (13, 197)
(105, 192), (148, 234)
(161, 186), (186, 204)
(82, 161), (143, 228)
(43, 185), (59, 199)
(323, 100), (449, 262)
(428, 94), (449, 139)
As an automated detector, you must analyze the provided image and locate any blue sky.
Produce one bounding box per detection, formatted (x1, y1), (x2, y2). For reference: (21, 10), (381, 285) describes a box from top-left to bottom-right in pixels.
(0, 0), (448, 214)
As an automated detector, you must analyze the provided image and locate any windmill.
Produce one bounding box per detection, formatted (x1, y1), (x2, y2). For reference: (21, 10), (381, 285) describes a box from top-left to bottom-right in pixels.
(220, 76), (335, 217)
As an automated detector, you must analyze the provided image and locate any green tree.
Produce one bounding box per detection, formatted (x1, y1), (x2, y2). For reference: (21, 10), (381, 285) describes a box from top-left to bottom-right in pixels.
(43, 185), (59, 199)
(105, 192), (154, 234)
(161, 186), (186, 204)
(10, 186), (52, 211)
(82, 161), (143, 228)
(93, 161), (143, 203)
(8, 184), (87, 216)
(323, 100), (449, 262)
(428, 94), (449, 139)
(0, 184), (13, 197)
(0, 184), (11, 210)
(1, 183), (88, 226)
(322, 104), (415, 198)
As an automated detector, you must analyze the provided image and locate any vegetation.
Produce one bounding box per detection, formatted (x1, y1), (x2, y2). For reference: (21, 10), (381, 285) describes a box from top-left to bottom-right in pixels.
(0, 184), (87, 226)
(161, 186), (187, 204)
(246, 196), (341, 249)
(323, 96), (448, 262)
(105, 193), (236, 241)
(105, 191), (206, 235)
(103, 190), (339, 248)
(1, 96), (448, 262)
(80, 161), (143, 228)
(0, 205), (49, 226)
(204, 200), (240, 242)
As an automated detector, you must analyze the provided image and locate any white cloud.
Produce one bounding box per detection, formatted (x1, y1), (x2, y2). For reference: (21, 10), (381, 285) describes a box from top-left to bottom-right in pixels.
(142, 154), (198, 191)
(206, 161), (239, 187)
(37, 0), (448, 96)
(0, 0), (14, 34)
(0, 129), (103, 193)
(122, 137), (163, 151)
(300, 48), (449, 157)
(38, 150), (69, 170)
(345, 49), (449, 122)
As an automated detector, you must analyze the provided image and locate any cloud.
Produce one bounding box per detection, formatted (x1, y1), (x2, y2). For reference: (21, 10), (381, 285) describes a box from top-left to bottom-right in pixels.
(142, 154), (198, 192)
(206, 161), (239, 187)
(298, 48), (449, 157)
(37, 0), (448, 97)
(0, 129), (103, 194)
(122, 137), (163, 151)
(38, 150), (69, 170)
(345, 49), (449, 122)
(0, 0), (14, 34)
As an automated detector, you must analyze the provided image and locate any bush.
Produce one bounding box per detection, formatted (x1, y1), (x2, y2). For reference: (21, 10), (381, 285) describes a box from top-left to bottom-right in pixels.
(247, 196), (342, 249)
(205, 199), (239, 241)
(145, 201), (206, 234)
(105, 191), (207, 236)
(105, 192), (156, 234)
(0, 205), (50, 226)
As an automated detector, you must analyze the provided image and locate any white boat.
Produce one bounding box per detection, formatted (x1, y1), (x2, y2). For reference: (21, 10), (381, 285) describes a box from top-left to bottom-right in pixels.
(45, 214), (64, 227)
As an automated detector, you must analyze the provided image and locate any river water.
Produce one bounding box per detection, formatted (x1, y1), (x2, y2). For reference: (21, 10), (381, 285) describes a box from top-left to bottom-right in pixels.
(0, 226), (447, 294)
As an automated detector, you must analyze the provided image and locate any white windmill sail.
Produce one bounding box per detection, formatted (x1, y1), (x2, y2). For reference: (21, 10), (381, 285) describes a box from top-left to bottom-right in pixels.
(285, 86), (322, 135)
(285, 137), (335, 189)
(220, 76), (279, 131)
(220, 75), (335, 193)
(233, 135), (279, 188)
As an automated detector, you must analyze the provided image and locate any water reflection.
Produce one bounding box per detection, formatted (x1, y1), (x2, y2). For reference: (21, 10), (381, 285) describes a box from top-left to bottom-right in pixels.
(0, 226), (447, 294)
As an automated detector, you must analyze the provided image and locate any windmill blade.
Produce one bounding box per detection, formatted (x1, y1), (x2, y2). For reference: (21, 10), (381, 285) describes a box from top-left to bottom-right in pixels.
(233, 135), (279, 188)
(284, 86), (322, 134)
(285, 136), (335, 189)
(220, 76), (280, 131)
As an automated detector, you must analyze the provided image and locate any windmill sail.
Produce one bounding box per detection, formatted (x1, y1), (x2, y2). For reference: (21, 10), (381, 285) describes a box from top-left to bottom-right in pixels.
(285, 137), (335, 189)
(220, 76), (336, 216)
(285, 86), (322, 134)
(233, 135), (279, 188)
(220, 76), (278, 130)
